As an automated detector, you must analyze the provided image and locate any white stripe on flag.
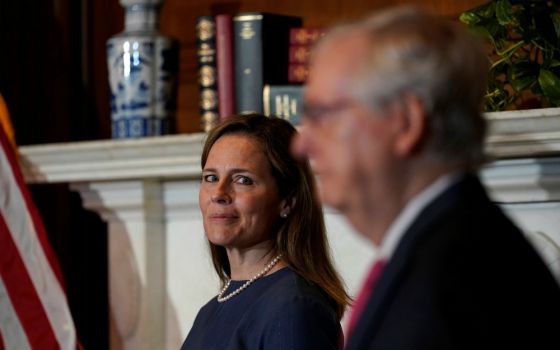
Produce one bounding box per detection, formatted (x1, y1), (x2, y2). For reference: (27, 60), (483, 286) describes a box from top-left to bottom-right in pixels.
(0, 277), (32, 350)
(0, 142), (76, 349)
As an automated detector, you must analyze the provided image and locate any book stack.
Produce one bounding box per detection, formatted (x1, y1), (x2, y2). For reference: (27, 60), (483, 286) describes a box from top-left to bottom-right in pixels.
(287, 27), (325, 83)
(195, 12), (304, 130)
(233, 13), (302, 114)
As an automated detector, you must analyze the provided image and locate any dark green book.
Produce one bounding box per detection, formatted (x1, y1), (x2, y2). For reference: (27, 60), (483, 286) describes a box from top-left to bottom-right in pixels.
(263, 84), (303, 125)
(233, 13), (302, 114)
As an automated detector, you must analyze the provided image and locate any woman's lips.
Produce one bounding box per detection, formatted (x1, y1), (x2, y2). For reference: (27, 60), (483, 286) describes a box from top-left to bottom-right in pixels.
(209, 213), (238, 220)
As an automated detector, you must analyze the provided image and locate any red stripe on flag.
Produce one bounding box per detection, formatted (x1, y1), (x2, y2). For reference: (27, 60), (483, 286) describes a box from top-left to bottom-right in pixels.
(0, 328), (5, 350)
(0, 214), (59, 349)
(0, 128), (67, 291)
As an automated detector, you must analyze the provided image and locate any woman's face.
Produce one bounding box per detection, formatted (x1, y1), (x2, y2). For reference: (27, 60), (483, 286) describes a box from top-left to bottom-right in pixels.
(199, 134), (285, 251)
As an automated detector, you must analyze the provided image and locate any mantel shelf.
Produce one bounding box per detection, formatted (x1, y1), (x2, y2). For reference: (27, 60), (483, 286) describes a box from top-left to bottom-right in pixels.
(485, 107), (560, 159)
(19, 133), (206, 184)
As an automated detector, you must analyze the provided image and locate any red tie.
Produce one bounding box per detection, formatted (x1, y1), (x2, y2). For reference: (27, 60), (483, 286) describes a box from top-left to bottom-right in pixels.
(345, 259), (386, 338)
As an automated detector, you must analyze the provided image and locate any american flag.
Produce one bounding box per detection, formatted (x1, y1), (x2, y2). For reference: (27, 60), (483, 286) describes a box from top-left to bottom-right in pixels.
(0, 97), (79, 349)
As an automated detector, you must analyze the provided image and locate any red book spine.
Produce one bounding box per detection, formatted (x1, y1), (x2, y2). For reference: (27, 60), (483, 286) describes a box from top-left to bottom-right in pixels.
(288, 63), (309, 83)
(287, 27), (325, 82)
(289, 27), (326, 45)
(289, 44), (313, 64)
(216, 14), (235, 120)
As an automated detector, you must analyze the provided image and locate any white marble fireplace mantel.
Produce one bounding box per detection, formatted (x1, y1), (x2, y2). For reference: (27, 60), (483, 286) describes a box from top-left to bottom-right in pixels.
(18, 108), (560, 350)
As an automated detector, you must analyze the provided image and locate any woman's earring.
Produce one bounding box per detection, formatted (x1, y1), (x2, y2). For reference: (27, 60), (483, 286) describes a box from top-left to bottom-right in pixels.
(280, 211), (289, 218)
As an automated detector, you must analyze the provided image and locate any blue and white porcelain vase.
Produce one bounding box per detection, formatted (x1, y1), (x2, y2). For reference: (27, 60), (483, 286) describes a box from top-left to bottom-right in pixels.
(107, 0), (178, 138)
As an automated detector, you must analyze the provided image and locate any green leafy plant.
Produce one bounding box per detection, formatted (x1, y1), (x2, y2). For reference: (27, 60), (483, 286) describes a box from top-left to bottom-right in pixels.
(460, 0), (560, 111)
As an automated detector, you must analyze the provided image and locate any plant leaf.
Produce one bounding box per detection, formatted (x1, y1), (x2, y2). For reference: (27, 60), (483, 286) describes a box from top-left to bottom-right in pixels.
(551, 12), (560, 39)
(460, 2), (495, 25)
(496, 0), (515, 26)
(459, 11), (481, 25)
(538, 69), (560, 103)
(468, 25), (496, 44)
(479, 2), (496, 19)
(511, 76), (535, 92)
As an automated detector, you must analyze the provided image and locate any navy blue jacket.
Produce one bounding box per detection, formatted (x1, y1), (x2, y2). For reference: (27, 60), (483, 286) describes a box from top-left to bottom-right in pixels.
(345, 174), (560, 350)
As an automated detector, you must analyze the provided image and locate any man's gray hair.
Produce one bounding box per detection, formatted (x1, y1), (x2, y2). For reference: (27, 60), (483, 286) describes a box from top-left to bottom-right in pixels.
(319, 6), (489, 168)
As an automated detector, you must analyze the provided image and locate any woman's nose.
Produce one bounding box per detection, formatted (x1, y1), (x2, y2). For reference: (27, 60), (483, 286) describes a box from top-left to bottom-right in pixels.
(211, 181), (232, 204)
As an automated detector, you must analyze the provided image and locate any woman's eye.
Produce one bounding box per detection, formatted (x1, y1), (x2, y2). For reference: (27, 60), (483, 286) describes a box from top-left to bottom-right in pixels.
(236, 176), (254, 185)
(203, 174), (218, 182)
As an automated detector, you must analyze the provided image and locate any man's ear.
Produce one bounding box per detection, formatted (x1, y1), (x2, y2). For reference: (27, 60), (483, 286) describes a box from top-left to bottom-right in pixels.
(394, 93), (427, 157)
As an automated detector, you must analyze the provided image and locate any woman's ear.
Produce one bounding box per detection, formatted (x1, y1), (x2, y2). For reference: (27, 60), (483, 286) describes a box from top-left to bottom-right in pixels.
(279, 197), (296, 218)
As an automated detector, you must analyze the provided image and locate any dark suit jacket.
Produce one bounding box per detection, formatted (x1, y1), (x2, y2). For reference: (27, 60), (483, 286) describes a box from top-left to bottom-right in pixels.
(345, 174), (560, 350)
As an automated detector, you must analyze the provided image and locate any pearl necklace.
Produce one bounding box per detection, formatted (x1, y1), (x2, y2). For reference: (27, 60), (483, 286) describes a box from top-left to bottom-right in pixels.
(217, 254), (283, 303)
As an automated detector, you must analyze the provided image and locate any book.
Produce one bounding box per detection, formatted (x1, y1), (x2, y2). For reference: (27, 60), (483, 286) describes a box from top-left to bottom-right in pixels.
(216, 14), (235, 120)
(233, 13), (302, 114)
(196, 16), (219, 132)
(288, 63), (309, 83)
(263, 84), (304, 125)
(289, 44), (313, 64)
(289, 27), (326, 45)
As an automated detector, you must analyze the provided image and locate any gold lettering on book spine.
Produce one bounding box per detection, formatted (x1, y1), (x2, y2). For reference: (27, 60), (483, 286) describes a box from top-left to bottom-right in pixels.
(197, 43), (215, 63)
(196, 18), (215, 41)
(200, 89), (218, 110)
(201, 111), (219, 132)
(199, 66), (216, 87)
(239, 22), (255, 40)
(274, 95), (297, 120)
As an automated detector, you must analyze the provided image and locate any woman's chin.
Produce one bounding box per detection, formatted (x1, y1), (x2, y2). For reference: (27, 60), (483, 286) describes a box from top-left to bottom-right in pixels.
(205, 231), (235, 247)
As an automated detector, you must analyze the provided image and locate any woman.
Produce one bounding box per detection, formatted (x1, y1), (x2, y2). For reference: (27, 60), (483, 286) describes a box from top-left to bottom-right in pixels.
(181, 114), (349, 349)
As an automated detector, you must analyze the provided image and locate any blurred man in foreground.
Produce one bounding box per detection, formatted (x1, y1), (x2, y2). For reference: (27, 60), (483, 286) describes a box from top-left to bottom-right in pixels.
(292, 6), (560, 350)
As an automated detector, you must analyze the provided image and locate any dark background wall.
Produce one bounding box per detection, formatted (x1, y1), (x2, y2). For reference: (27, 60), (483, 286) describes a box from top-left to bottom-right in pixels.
(0, 0), (486, 348)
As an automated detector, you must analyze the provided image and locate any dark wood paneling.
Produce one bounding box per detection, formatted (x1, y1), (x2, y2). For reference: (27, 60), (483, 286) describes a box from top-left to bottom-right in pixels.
(88, 0), (124, 139)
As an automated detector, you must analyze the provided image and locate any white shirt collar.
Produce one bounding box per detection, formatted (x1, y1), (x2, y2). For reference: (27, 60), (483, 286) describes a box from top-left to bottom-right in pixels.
(378, 172), (463, 261)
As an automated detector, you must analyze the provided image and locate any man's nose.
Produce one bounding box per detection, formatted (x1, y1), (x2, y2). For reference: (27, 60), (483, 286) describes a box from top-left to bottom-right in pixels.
(291, 127), (310, 160)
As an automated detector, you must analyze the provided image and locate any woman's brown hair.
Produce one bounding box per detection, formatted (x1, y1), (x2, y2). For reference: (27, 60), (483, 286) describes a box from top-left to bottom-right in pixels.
(201, 113), (349, 319)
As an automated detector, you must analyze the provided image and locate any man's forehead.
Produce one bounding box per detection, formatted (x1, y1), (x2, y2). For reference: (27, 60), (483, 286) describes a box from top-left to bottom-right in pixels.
(314, 31), (368, 58)
(304, 74), (354, 106)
